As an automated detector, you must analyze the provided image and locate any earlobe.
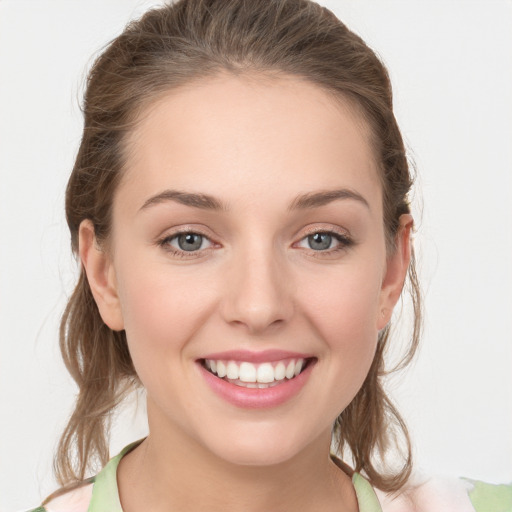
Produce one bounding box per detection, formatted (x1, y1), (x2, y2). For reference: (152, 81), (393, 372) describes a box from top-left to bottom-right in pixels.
(78, 219), (124, 331)
(377, 214), (413, 330)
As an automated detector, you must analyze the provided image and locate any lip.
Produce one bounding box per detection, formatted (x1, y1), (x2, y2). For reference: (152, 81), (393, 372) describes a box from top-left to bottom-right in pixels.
(199, 349), (314, 363)
(197, 356), (316, 409)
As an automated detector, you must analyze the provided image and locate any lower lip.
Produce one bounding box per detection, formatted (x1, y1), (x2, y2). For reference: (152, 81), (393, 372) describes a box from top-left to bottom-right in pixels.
(198, 360), (315, 409)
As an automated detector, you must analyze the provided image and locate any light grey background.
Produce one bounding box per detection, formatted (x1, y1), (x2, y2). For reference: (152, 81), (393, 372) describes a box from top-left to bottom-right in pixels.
(1, 1), (511, 510)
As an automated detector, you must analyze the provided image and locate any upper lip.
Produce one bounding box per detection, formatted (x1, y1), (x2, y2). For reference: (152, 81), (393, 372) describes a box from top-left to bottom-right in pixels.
(199, 349), (314, 363)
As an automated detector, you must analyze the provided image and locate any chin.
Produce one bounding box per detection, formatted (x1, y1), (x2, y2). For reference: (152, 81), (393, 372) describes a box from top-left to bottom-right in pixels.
(199, 421), (322, 468)
(216, 446), (300, 468)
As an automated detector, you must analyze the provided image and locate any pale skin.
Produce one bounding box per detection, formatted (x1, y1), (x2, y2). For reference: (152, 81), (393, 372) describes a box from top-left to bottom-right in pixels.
(79, 73), (412, 512)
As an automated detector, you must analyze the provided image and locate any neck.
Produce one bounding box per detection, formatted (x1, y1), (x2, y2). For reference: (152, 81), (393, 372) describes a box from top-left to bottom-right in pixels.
(117, 407), (358, 512)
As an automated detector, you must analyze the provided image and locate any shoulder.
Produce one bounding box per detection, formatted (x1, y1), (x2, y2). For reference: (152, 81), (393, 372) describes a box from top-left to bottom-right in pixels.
(464, 478), (512, 512)
(374, 474), (512, 512)
(23, 440), (143, 512)
(24, 481), (93, 512)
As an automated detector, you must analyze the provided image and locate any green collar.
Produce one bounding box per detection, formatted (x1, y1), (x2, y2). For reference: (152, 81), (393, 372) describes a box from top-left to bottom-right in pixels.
(88, 441), (382, 512)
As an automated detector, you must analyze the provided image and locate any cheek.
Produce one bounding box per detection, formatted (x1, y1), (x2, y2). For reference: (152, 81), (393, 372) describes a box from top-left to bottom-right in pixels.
(114, 258), (216, 372)
(298, 260), (383, 336)
(296, 260), (383, 385)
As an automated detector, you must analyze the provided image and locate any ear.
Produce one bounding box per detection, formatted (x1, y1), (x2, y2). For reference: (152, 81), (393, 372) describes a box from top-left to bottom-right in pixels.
(377, 214), (414, 330)
(78, 219), (124, 331)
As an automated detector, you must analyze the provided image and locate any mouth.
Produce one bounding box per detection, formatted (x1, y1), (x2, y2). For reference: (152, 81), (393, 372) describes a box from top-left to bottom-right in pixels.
(200, 357), (316, 389)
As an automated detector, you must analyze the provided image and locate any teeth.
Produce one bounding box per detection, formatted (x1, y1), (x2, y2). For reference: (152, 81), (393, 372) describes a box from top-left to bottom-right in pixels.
(274, 362), (286, 380)
(239, 362), (257, 382)
(285, 361), (295, 379)
(226, 361), (239, 380)
(226, 379), (280, 389)
(204, 358), (307, 384)
(257, 363), (274, 383)
(216, 361), (227, 378)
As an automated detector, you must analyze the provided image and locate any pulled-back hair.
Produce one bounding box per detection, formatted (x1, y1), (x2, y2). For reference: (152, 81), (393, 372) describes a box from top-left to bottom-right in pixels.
(56, 0), (421, 493)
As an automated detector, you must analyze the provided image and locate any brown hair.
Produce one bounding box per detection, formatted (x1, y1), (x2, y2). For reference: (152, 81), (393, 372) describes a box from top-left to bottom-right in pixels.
(55, 0), (421, 494)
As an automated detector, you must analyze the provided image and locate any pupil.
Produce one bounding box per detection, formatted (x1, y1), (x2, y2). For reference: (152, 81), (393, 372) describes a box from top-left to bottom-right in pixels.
(178, 233), (202, 251)
(308, 233), (331, 250)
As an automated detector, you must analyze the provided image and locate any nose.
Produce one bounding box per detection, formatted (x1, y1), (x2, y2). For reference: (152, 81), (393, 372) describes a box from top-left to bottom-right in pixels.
(220, 243), (294, 335)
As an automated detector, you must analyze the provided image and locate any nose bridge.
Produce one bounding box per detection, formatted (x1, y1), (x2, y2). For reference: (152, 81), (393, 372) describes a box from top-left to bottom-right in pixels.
(222, 236), (293, 333)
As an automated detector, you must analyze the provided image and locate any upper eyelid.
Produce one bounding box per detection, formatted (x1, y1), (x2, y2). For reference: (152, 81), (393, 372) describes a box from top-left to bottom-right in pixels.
(296, 224), (351, 240)
(163, 229), (212, 240)
(166, 231), (212, 242)
(157, 225), (217, 242)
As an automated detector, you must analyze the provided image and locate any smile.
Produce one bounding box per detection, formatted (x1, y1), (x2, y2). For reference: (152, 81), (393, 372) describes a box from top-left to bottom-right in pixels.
(202, 358), (309, 388)
(198, 350), (316, 408)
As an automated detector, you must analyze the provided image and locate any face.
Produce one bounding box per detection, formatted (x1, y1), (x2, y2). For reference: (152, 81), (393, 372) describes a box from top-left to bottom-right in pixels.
(83, 73), (409, 467)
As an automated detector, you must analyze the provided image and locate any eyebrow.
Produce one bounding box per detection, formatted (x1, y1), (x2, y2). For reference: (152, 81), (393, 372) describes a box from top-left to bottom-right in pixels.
(138, 187), (369, 213)
(139, 190), (227, 212)
(288, 189), (370, 211)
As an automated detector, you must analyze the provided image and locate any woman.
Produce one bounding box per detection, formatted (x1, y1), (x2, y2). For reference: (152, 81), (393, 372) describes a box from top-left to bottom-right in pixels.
(20, 0), (511, 511)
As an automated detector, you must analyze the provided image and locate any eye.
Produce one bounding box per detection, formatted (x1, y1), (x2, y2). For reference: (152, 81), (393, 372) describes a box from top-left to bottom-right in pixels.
(296, 231), (352, 252)
(306, 232), (334, 251)
(160, 232), (213, 253)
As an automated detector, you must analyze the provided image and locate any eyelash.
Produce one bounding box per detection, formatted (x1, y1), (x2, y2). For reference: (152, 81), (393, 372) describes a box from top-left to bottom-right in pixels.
(156, 229), (354, 258)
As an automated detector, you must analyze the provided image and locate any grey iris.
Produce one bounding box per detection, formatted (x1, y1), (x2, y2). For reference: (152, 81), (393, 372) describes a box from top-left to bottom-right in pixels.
(178, 233), (203, 251)
(308, 233), (332, 250)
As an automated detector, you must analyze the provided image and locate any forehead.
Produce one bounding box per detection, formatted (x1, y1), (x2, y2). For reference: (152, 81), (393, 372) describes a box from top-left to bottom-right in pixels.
(117, 72), (381, 215)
